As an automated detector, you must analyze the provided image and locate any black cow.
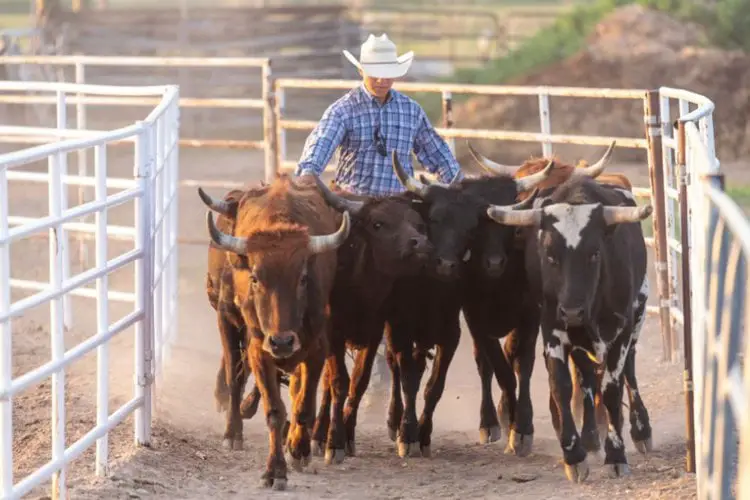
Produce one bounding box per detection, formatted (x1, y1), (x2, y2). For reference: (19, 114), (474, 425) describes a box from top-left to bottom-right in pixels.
(305, 176), (434, 464)
(485, 175), (653, 483)
(383, 152), (552, 457)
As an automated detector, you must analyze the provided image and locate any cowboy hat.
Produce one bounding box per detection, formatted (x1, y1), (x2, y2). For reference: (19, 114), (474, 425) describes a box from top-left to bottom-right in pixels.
(343, 33), (414, 79)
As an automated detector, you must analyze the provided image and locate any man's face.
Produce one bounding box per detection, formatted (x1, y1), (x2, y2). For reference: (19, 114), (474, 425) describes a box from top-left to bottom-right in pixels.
(361, 70), (395, 100)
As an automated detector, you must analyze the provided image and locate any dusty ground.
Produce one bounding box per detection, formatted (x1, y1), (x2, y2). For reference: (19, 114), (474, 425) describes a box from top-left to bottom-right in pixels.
(9, 135), (745, 500)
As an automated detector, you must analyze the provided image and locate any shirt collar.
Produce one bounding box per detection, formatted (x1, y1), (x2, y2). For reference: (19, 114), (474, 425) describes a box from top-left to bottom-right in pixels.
(357, 83), (397, 107)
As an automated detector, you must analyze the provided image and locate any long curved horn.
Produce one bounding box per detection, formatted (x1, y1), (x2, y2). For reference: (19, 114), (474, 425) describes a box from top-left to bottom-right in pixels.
(466, 140), (519, 177)
(602, 204), (653, 225)
(308, 211), (352, 254)
(486, 205), (543, 227)
(311, 175), (365, 215)
(573, 140), (616, 178)
(206, 211), (247, 254)
(515, 160), (554, 192)
(512, 188), (540, 210)
(391, 150), (430, 197)
(198, 187), (239, 218)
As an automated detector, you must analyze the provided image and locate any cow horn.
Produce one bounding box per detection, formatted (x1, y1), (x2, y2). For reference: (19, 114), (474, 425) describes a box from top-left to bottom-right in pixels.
(574, 140), (616, 178)
(602, 204), (653, 225)
(512, 188), (540, 210)
(466, 141), (519, 177)
(311, 175), (365, 215)
(206, 211), (247, 254)
(418, 173), (459, 188)
(308, 211), (351, 254)
(485, 206), (543, 227)
(391, 150), (430, 197)
(198, 187), (239, 218)
(515, 160), (553, 193)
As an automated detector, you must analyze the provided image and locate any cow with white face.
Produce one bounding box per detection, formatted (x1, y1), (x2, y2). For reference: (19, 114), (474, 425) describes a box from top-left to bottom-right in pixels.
(484, 174), (653, 483)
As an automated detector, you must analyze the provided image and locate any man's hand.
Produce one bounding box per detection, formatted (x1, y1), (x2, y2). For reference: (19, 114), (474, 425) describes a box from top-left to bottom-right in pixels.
(296, 173), (318, 187)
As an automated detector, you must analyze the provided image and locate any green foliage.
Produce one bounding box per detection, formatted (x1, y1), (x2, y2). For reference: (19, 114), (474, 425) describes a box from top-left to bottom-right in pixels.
(416, 0), (750, 119)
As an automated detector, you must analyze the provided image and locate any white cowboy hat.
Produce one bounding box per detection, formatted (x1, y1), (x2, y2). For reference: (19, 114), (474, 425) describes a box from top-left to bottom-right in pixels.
(343, 33), (414, 79)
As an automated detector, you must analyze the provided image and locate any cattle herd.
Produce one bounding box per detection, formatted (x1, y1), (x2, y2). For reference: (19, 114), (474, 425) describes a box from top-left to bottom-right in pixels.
(196, 139), (655, 490)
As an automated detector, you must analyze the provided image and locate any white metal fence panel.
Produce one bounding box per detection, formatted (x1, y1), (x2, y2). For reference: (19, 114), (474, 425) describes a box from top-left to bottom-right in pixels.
(0, 80), (179, 500)
(685, 117), (747, 499)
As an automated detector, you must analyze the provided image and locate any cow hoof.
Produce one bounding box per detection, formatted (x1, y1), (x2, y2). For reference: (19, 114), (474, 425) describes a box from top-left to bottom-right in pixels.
(311, 440), (325, 457)
(479, 426), (502, 445)
(504, 430), (533, 457)
(272, 478), (287, 491)
(324, 448), (346, 465)
(388, 428), (398, 442)
(564, 458), (590, 484)
(286, 453), (304, 473)
(581, 429), (602, 453)
(397, 441), (421, 458)
(345, 440), (356, 456)
(634, 437), (653, 455)
(222, 438), (243, 450)
(608, 463), (631, 478)
(420, 445), (431, 458)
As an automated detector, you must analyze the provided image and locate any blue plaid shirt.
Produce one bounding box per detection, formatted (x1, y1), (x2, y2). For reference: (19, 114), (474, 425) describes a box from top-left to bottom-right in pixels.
(295, 84), (463, 197)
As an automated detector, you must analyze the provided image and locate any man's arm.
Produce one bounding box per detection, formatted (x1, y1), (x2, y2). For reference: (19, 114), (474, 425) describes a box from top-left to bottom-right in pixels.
(295, 104), (347, 178)
(412, 107), (464, 184)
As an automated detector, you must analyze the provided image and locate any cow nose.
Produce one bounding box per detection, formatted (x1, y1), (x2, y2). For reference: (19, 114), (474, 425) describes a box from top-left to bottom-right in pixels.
(485, 255), (507, 273)
(268, 331), (298, 356)
(436, 257), (458, 276)
(558, 306), (585, 326)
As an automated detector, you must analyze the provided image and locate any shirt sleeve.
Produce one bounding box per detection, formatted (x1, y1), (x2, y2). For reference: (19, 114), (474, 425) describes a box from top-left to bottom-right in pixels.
(295, 103), (347, 177)
(412, 107), (464, 184)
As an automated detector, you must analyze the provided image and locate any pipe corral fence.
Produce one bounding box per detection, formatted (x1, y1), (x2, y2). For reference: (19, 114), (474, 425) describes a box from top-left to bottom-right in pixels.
(0, 54), (747, 499)
(0, 80), (180, 499)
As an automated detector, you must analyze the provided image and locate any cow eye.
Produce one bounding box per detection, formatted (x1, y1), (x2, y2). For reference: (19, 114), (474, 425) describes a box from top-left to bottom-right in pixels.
(547, 255), (558, 266)
(250, 273), (259, 287)
(372, 221), (383, 230)
(590, 250), (600, 262)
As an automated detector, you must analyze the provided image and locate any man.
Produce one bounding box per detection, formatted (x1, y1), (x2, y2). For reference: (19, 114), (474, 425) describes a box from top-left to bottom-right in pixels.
(295, 33), (461, 409)
(295, 32), (463, 194)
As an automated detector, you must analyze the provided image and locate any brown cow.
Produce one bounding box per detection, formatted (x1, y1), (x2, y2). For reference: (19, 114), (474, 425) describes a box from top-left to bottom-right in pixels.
(198, 174), (351, 490)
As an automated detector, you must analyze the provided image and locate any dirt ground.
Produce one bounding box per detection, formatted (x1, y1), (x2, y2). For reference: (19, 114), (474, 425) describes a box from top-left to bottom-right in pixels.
(9, 137), (746, 500)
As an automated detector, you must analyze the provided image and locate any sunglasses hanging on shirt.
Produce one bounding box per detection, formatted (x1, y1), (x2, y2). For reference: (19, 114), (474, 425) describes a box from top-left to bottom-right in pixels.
(373, 126), (387, 157)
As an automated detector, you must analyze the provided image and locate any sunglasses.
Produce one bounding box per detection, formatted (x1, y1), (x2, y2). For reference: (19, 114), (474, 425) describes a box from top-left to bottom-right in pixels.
(374, 126), (387, 157)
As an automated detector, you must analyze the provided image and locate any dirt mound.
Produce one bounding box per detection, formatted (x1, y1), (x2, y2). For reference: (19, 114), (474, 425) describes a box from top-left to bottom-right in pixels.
(452, 4), (750, 170)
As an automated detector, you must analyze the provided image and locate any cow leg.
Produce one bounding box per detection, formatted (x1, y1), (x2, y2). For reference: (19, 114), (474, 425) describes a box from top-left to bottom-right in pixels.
(287, 354), (325, 471)
(600, 333), (633, 478)
(625, 284), (653, 453)
(217, 315), (245, 451)
(472, 337), (501, 444)
(501, 314), (539, 457)
(311, 362), (332, 456)
(387, 321), (421, 458)
(385, 341), (403, 443)
(250, 347), (288, 490)
(544, 323), (589, 483)
(569, 351), (602, 453)
(214, 356), (230, 413)
(417, 329), (459, 458)
(323, 343), (349, 465)
(480, 336), (517, 445)
(624, 347), (653, 453)
(344, 329), (384, 456)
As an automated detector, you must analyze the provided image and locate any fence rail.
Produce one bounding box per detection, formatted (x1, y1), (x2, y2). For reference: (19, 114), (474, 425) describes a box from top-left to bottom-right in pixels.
(0, 80), (180, 500)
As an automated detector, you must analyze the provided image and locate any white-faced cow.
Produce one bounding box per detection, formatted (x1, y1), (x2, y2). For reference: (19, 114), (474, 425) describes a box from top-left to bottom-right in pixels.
(485, 174), (653, 482)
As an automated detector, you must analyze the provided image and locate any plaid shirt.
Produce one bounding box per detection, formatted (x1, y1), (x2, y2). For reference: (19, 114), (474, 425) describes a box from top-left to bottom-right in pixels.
(295, 84), (463, 197)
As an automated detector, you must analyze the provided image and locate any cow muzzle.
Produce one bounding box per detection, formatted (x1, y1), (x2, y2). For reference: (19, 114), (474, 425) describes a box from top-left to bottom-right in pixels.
(557, 306), (586, 328)
(406, 236), (432, 262)
(263, 331), (301, 359)
(434, 257), (459, 280)
(484, 255), (507, 277)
